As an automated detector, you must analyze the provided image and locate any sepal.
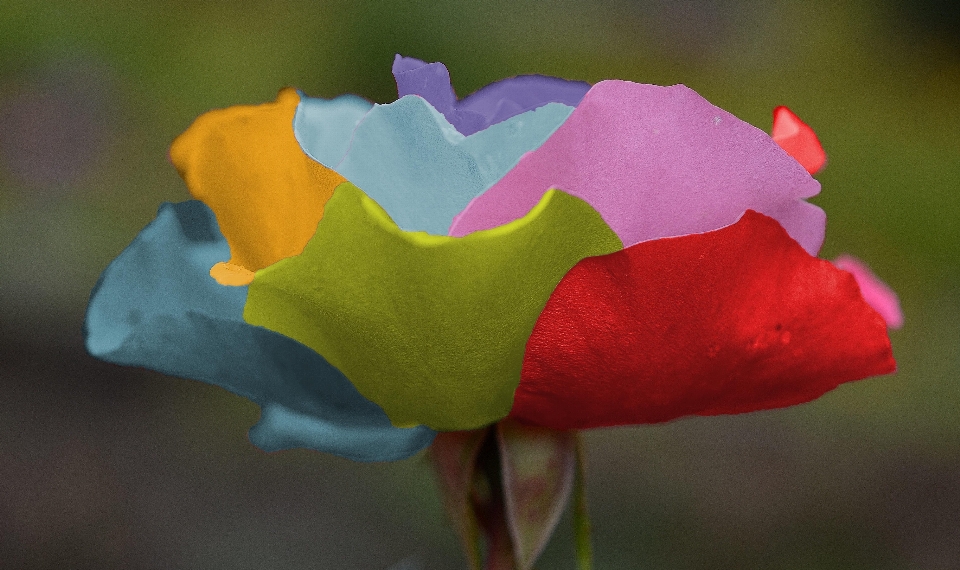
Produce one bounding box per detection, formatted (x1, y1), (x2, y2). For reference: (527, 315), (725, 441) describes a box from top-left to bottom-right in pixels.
(429, 422), (589, 570)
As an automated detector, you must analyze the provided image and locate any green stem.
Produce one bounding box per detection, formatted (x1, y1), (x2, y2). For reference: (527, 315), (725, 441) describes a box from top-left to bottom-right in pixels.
(573, 435), (593, 570)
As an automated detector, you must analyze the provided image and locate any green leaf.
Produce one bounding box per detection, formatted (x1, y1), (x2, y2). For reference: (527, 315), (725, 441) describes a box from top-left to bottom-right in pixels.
(497, 420), (577, 570)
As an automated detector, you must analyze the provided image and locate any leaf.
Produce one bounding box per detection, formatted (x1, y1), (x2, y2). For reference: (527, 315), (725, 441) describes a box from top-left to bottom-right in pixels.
(497, 420), (577, 570)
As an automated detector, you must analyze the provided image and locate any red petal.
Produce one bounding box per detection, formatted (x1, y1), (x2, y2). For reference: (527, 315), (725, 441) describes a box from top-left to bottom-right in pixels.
(512, 211), (895, 430)
(772, 106), (827, 174)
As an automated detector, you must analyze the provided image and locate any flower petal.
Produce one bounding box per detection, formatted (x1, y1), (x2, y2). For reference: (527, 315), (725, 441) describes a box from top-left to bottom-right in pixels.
(169, 88), (346, 282)
(293, 92), (373, 167)
(772, 105), (827, 175)
(392, 55), (590, 136)
(834, 255), (904, 329)
(511, 210), (895, 430)
(84, 200), (435, 461)
(331, 95), (573, 235)
(450, 81), (826, 255)
(243, 183), (622, 431)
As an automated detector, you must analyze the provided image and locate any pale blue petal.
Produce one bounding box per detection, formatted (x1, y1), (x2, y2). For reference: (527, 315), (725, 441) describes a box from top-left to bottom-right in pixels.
(293, 93), (373, 168)
(331, 95), (574, 234)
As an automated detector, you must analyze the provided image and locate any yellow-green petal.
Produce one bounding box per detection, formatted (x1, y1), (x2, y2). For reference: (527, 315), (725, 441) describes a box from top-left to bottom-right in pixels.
(243, 182), (622, 431)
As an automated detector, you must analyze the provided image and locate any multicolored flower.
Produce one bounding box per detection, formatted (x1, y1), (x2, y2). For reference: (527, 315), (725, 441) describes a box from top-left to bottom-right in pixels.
(85, 56), (900, 462)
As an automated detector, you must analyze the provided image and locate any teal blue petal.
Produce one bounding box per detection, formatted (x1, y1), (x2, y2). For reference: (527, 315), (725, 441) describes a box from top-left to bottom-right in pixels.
(84, 200), (435, 462)
(295, 94), (573, 235)
(293, 92), (373, 167)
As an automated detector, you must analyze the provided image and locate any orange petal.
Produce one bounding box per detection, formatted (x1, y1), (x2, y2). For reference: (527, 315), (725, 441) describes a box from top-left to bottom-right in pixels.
(209, 262), (257, 287)
(170, 88), (346, 285)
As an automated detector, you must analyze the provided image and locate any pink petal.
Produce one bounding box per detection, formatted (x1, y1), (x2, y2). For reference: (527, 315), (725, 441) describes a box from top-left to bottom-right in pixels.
(833, 255), (904, 329)
(449, 81), (826, 255)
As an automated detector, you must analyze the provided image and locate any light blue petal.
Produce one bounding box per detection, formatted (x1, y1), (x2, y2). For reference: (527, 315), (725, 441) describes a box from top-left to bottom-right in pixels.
(84, 200), (435, 462)
(294, 93), (574, 235)
(293, 93), (373, 168)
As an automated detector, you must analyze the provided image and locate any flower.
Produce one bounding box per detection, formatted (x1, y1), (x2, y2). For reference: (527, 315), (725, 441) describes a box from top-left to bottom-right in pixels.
(85, 57), (897, 461)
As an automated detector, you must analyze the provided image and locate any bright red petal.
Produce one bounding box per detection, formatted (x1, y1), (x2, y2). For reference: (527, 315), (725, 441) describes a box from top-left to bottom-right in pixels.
(772, 106), (827, 174)
(512, 211), (895, 430)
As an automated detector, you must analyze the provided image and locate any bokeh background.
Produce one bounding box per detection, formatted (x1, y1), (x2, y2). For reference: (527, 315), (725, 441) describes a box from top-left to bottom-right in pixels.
(2, 0), (958, 568)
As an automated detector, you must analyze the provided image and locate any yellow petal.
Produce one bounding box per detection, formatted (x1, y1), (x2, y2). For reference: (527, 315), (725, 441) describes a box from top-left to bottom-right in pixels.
(170, 88), (345, 284)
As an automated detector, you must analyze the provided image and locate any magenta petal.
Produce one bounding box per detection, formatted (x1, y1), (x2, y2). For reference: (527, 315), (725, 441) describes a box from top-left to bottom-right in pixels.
(449, 81), (826, 255)
(834, 255), (904, 329)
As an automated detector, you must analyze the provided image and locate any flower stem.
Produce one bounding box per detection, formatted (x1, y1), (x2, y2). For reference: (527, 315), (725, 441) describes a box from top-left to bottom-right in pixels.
(573, 435), (593, 570)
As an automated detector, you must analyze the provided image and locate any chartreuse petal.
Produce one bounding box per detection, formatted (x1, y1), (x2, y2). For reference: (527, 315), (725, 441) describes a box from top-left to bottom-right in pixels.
(170, 88), (347, 285)
(84, 200), (435, 462)
(243, 182), (622, 431)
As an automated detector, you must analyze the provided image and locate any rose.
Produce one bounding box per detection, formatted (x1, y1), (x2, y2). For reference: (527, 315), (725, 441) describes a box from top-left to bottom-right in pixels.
(84, 56), (898, 462)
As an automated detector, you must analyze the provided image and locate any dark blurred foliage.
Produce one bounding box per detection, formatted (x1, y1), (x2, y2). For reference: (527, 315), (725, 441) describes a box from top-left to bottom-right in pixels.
(2, 0), (959, 568)
(891, 0), (960, 51)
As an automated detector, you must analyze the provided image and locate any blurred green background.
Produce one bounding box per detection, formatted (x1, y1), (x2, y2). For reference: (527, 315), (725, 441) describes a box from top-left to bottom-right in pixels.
(1, 0), (958, 568)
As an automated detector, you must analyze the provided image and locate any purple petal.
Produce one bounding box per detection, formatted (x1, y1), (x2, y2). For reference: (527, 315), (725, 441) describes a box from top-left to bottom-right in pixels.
(392, 55), (591, 136)
(449, 80), (826, 255)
